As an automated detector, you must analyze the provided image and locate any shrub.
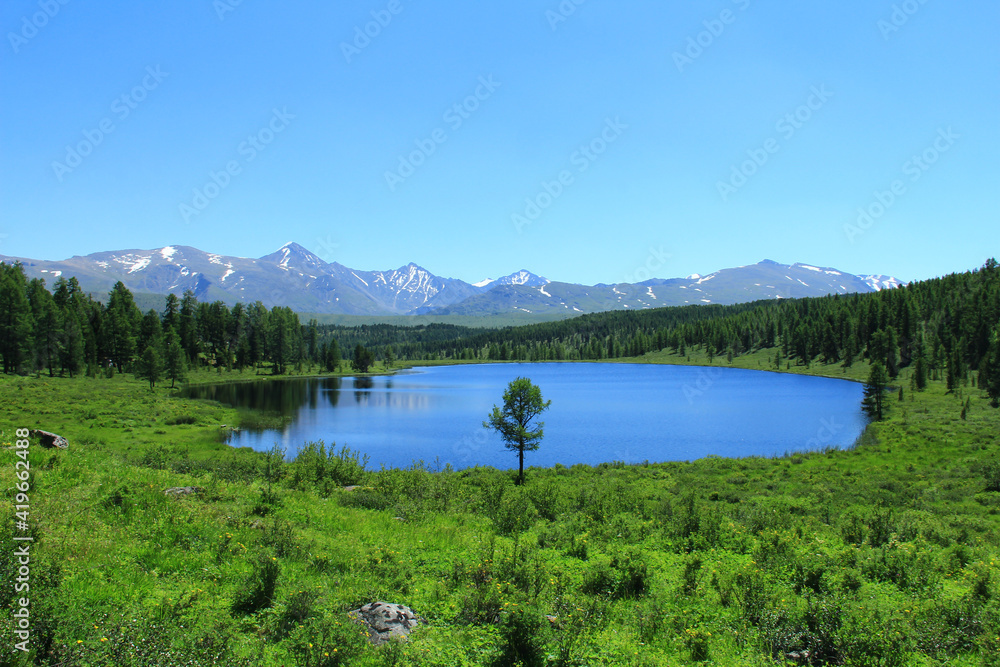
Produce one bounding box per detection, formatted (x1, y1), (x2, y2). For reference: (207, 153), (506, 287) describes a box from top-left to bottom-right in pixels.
(526, 478), (564, 521)
(164, 414), (197, 425)
(581, 547), (649, 599)
(139, 444), (170, 469)
(275, 589), (319, 639)
(982, 461), (1000, 492)
(289, 441), (369, 495)
(485, 483), (538, 536)
(231, 551), (280, 616)
(684, 627), (712, 662)
(493, 606), (547, 667)
(681, 555), (703, 596)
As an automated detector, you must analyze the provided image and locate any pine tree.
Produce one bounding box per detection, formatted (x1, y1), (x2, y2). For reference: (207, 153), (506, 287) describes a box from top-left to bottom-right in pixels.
(137, 309), (164, 358)
(162, 293), (180, 334)
(28, 279), (61, 377)
(305, 319), (319, 366)
(136, 345), (163, 390)
(59, 306), (85, 377)
(351, 344), (374, 373)
(483, 376), (551, 485)
(106, 281), (142, 372)
(164, 329), (186, 389)
(862, 362), (889, 421)
(912, 334), (927, 391)
(0, 263), (35, 374)
(179, 291), (200, 365)
(986, 325), (1000, 407)
(324, 338), (341, 373)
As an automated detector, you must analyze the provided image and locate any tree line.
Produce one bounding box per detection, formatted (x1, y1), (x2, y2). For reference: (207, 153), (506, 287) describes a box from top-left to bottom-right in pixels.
(4, 258), (998, 404)
(0, 262), (351, 385)
(318, 259), (1000, 405)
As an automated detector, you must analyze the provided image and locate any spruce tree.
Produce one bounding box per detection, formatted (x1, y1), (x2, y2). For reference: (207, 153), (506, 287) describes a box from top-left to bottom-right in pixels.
(986, 326), (1000, 407)
(0, 263), (35, 374)
(862, 362), (889, 421)
(912, 334), (927, 391)
(324, 338), (341, 372)
(351, 344), (373, 373)
(164, 329), (186, 388)
(137, 345), (163, 390)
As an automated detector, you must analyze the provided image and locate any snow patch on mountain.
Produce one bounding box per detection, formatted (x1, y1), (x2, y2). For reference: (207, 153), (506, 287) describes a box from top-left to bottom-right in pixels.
(861, 275), (905, 291)
(128, 256), (151, 273)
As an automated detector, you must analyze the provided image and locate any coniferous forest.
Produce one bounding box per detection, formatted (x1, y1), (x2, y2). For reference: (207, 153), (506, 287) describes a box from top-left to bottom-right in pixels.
(2, 259), (999, 402)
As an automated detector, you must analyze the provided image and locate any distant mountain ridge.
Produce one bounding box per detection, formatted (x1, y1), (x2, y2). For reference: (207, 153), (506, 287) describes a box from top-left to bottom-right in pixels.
(0, 244), (904, 317)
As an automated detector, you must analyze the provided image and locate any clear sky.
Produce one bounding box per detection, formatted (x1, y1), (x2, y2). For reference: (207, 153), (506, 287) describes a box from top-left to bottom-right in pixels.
(1, 1), (997, 286)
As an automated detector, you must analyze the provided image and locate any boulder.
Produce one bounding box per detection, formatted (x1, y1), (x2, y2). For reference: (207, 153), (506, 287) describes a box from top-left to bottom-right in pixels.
(164, 486), (203, 497)
(348, 602), (423, 645)
(30, 430), (68, 449)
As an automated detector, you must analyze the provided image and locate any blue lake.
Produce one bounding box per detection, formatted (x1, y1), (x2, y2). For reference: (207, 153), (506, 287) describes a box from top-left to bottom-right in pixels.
(185, 363), (867, 470)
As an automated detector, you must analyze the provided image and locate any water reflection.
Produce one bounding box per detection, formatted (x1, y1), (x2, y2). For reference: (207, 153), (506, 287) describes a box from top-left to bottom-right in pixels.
(181, 364), (866, 470)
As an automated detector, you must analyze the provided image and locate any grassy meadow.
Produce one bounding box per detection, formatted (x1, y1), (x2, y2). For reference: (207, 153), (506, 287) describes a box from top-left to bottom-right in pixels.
(2, 352), (999, 666)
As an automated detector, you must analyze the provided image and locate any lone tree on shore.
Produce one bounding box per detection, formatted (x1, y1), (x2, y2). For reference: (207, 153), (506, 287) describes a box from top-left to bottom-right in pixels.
(483, 377), (551, 485)
(862, 362), (889, 421)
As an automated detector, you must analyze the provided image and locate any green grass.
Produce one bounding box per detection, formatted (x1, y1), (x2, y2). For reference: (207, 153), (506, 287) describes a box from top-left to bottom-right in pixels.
(1, 350), (998, 666)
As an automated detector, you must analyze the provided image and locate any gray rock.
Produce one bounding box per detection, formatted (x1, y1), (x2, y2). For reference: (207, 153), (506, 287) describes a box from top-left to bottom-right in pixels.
(30, 430), (68, 449)
(349, 602), (423, 645)
(164, 486), (203, 497)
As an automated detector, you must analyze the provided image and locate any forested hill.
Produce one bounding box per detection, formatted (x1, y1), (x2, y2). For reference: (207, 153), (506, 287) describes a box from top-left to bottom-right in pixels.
(2, 259), (999, 405)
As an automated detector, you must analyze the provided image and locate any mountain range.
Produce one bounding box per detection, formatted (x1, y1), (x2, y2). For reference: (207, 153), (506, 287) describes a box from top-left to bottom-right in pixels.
(0, 243), (903, 318)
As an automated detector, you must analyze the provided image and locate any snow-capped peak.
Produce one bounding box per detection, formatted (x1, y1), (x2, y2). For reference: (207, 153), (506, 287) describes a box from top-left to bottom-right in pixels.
(861, 274), (905, 291)
(260, 242), (328, 269)
(494, 270), (549, 287)
(473, 278), (495, 288)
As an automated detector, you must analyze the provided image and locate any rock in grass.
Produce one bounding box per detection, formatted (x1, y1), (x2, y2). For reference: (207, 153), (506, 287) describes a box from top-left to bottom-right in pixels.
(163, 486), (203, 497)
(349, 602), (423, 645)
(30, 430), (68, 449)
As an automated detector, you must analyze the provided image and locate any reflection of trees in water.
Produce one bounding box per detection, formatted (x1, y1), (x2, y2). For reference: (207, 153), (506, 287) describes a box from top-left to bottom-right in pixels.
(325, 378), (341, 408)
(185, 377), (344, 416)
(353, 376), (374, 404)
(184, 376), (433, 415)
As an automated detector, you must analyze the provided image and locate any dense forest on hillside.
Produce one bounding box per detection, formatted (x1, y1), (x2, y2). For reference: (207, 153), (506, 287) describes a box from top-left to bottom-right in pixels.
(3, 259), (999, 404)
(319, 260), (1000, 403)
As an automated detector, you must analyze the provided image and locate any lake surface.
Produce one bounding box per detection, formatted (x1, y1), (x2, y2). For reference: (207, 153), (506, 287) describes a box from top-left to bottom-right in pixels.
(185, 363), (866, 470)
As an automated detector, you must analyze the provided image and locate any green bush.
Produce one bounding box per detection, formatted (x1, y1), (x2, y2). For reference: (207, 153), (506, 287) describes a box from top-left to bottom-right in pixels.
(485, 483), (538, 536)
(164, 414), (197, 425)
(275, 589), (320, 639)
(231, 551), (281, 616)
(581, 547), (649, 599)
(684, 627), (712, 662)
(493, 606), (547, 667)
(289, 440), (369, 496)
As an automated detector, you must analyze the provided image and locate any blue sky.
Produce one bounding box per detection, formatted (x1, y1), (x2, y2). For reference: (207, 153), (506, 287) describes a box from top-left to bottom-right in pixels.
(1, 0), (996, 286)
